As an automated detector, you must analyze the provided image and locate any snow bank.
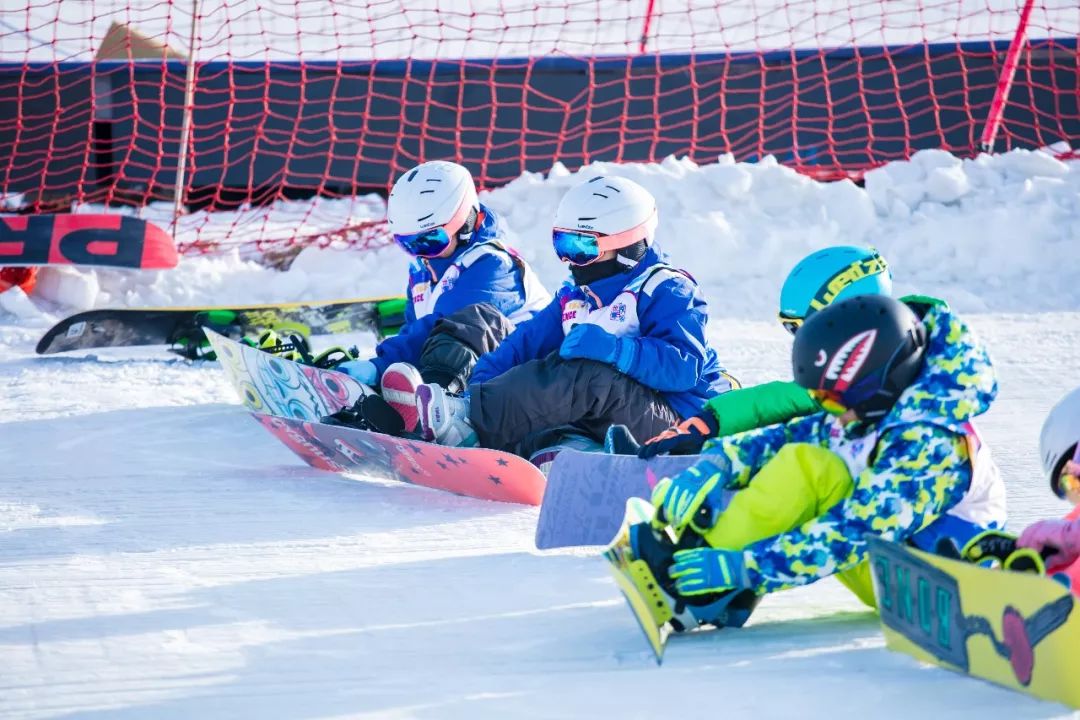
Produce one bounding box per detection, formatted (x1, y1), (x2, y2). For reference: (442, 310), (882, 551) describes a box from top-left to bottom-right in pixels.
(486, 148), (1080, 317)
(6, 147), (1079, 322)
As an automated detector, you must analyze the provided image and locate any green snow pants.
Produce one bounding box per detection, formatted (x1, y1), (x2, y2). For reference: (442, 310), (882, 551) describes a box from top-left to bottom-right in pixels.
(702, 443), (876, 608)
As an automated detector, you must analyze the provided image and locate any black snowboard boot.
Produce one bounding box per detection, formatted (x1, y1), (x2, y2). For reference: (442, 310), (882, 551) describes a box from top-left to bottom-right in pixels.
(321, 394), (406, 436)
(629, 522), (761, 630)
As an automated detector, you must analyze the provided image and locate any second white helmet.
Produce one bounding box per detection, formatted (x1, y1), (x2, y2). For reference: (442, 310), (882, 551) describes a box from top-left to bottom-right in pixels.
(552, 175), (658, 265)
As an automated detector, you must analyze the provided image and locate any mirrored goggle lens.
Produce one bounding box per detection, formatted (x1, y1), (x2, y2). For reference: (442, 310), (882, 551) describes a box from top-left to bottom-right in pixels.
(1058, 465), (1080, 500)
(1057, 449), (1080, 499)
(394, 226), (452, 258)
(779, 314), (804, 336)
(809, 389), (849, 416)
(552, 229), (602, 266)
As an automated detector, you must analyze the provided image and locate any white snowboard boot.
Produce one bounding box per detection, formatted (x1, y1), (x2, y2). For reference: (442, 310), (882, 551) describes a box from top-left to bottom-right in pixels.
(380, 362), (423, 431)
(415, 383), (478, 447)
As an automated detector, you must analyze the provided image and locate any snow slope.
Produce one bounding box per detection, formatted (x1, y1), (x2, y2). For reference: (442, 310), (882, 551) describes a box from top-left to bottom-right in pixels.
(2, 150), (1080, 718)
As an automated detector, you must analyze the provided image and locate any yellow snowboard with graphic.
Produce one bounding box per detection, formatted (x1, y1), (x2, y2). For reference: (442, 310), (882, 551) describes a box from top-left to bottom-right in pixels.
(867, 537), (1080, 709)
(603, 498), (674, 663)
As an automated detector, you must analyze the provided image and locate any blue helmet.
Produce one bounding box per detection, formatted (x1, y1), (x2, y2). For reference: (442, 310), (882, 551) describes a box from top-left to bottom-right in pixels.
(778, 245), (892, 334)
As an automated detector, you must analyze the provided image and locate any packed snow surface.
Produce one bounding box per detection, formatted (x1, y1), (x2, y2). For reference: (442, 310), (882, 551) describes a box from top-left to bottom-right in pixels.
(2, 149), (1080, 718)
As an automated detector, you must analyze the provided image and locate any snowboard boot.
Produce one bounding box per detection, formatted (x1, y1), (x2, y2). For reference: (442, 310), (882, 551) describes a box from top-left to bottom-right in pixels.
(415, 383), (478, 447)
(629, 522), (760, 631)
(321, 393), (405, 436)
(381, 362), (423, 432)
(604, 424), (641, 455)
(526, 431), (603, 475)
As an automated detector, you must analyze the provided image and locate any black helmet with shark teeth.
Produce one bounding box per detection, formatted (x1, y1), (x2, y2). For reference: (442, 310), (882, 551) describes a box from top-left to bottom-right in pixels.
(792, 294), (928, 420)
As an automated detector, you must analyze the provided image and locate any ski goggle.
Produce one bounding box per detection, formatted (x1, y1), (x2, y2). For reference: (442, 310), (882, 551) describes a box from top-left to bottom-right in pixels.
(779, 312), (804, 336)
(393, 198), (473, 258)
(808, 389), (850, 417)
(552, 211), (657, 266)
(1055, 444), (1080, 500)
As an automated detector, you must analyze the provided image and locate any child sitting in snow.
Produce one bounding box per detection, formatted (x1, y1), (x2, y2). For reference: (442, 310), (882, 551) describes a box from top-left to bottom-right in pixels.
(329, 160), (550, 430)
(412, 174), (736, 455)
(1011, 386), (1080, 590)
(625, 294), (1005, 629)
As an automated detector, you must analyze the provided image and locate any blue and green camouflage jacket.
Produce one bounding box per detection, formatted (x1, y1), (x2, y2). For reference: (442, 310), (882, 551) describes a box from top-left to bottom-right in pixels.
(705, 302), (1000, 594)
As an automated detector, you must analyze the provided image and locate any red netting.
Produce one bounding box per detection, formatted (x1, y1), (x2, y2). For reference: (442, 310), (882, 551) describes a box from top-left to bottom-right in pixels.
(1, 1), (1077, 257)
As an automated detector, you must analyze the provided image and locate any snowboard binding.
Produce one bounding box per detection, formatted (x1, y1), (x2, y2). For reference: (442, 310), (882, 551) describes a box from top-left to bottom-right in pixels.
(962, 529), (1054, 574)
(321, 393), (406, 437)
(604, 498), (761, 663)
(629, 519), (760, 630)
(237, 328), (360, 371)
(240, 329), (313, 364)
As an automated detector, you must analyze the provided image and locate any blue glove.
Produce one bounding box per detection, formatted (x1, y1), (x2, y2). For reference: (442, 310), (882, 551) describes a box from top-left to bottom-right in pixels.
(669, 547), (749, 596)
(650, 459), (729, 535)
(559, 323), (635, 372)
(335, 359), (378, 386)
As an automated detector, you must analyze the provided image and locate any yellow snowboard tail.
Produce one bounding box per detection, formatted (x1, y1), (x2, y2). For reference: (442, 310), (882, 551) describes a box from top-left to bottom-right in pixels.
(868, 537), (1080, 710)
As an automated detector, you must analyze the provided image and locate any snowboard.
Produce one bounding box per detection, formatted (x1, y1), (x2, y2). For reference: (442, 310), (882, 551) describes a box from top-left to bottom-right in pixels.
(604, 497), (676, 662)
(252, 413), (546, 505)
(536, 450), (714, 549)
(36, 297), (407, 356)
(867, 536), (1080, 709)
(0, 214), (177, 269)
(206, 329), (547, 505)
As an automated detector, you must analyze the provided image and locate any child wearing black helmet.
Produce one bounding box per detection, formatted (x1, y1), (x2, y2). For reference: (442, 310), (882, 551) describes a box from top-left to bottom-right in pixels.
(618, 294), (1005, 632)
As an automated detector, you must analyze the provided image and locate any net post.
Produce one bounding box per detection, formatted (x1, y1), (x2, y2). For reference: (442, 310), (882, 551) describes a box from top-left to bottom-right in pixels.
(978, 0), (1036, 154)
(172, 0), (201, 238)
(638, 0), (658, 54)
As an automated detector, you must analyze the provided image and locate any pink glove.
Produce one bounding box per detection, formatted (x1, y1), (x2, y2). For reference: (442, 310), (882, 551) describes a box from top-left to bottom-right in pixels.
(1017, 518), (1080, 569)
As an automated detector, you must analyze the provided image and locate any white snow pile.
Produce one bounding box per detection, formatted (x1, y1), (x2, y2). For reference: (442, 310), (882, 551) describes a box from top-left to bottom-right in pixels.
(488, 147), (1080, 316)
(7, 147), (1080, 323)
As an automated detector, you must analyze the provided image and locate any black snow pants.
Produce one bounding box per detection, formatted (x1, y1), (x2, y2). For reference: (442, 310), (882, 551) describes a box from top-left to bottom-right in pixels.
(468, 352), (680, 453)
(417, 303), (515, 393)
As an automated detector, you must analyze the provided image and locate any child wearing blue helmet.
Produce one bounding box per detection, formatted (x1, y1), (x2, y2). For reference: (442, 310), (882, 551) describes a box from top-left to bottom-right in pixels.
(632, 245), (920, 458)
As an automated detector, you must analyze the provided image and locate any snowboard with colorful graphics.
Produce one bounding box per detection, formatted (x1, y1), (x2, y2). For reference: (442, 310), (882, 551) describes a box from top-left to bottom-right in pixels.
(867, 536), (1080, 709)
(1, 214), (177, 269)
(536, 449), (715, 549)
(206, 329), (547, 505)
(36, 297), (407, 357)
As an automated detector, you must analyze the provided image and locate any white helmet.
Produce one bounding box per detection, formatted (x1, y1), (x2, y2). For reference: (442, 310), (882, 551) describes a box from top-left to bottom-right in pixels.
(553, 175), (658, 259)
(387, 161), (479, 256)
(1039, 385), (1080, 493)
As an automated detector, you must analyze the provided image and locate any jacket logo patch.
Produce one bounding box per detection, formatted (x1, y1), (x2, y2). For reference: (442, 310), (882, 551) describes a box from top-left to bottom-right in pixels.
(824, 329), (877, 391)
(411, 281), (430, 306)
(609, 302), (627, 322)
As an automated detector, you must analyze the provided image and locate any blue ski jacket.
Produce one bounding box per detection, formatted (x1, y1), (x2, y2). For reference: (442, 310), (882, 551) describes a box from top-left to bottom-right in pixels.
(371, 205), (550, 378)
(469, 247), (732, 419)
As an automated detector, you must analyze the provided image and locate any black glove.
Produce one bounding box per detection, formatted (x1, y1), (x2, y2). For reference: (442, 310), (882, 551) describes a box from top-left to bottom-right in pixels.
(638, 411), (719, 459)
